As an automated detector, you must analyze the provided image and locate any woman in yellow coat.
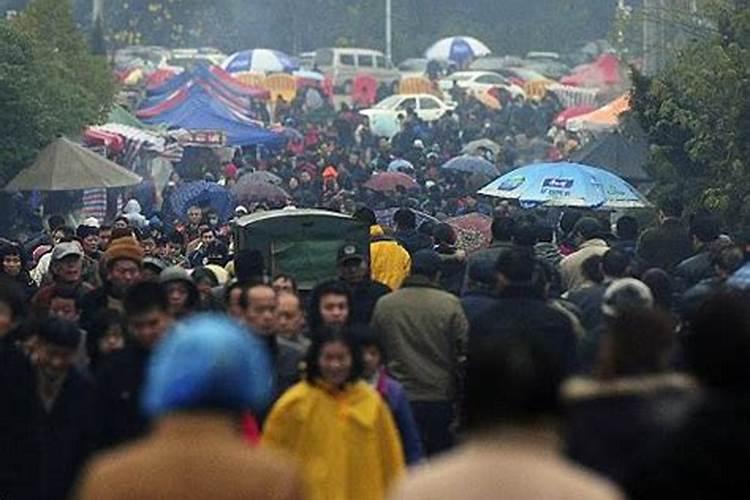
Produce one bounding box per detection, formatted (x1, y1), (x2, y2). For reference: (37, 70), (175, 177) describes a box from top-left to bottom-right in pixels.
(263, 328), (406, 500)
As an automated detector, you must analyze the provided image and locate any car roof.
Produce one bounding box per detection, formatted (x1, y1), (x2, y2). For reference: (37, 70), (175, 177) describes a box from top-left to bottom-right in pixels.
(318, 47), (384, 56)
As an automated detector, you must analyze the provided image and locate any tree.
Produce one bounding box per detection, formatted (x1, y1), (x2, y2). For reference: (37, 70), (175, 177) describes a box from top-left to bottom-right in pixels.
(0, 0), (115, 184)
(631, 1), (750, 227)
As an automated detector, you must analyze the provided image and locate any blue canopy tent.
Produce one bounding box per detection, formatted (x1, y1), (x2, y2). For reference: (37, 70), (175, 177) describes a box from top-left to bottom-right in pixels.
(141, 86), (284, 148)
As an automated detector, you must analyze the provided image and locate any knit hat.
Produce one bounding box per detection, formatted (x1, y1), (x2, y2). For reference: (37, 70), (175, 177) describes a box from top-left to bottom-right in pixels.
(602, 278), (654, 317)
(104, 236), (144, 268)
(141, 314), (273, 417)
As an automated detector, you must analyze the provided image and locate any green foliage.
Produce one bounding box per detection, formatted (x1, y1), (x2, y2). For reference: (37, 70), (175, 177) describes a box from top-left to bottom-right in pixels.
(0, 0), (115, 184)
(631, 3), (750, 226)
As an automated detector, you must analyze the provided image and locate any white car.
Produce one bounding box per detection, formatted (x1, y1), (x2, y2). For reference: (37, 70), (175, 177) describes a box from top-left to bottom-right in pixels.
(360, 94), (455, 138)
(438, 71), (525, 99)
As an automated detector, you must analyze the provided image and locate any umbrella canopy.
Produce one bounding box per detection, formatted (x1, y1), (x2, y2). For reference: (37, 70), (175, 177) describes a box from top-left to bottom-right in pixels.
(237, 171), (283, 186)
(4, 137), (142, 192)
(387, 159), (415, 173)
(461, 139), (501, 156)
(232, 181), (290, 206)
(553, 105), (596, 127)
(567, 94), (630, 132)
(446, 213), (493, 253)
(223, 49), (300, 74)
(363, 172), (418, 193)
(477, 162), (651, 209)
(442, 155), (499, 177)
(426, 36), (491, 65)
(570, 128), (651, 183)
(170, 181), (234, 222)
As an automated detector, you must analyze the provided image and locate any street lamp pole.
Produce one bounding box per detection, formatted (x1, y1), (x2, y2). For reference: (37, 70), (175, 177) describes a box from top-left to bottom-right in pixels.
(385, 0), (392, 62)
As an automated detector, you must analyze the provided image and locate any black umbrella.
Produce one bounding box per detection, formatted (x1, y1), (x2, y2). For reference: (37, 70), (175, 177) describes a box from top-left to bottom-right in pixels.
(570, 128), (651, 184)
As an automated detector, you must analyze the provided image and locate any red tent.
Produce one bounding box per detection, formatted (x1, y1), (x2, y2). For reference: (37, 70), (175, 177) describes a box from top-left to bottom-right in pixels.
(560, 54), (623, 88)
(554, 105), (596, 127)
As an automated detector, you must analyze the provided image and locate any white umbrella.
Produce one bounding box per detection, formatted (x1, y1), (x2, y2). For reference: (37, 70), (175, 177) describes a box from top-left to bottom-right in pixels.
(425, 37), (491, 64)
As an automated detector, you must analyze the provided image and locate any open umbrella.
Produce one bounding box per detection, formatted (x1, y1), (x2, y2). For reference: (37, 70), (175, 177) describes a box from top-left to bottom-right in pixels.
(232, 181), (290, 206)
(387, 159), (415, 174)
(363, 172), (418, 193)
(477, 162), (651, 209)
(223, 49), (300, 74)
(461, 139), (501, 156)
(426, 37), (491, 65)
(446, 213), (493, 253)
(4, 137), (142, 191)
(170, 181), (234, 221)
(442, 155), (499, 177)
(237, 171), (283, 186)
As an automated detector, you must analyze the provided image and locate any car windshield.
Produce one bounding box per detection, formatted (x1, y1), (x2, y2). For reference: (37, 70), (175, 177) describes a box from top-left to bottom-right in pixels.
(373, 95), (404, 109)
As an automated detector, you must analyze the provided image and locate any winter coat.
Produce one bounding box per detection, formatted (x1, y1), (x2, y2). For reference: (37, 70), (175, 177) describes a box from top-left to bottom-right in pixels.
(561, 239), (609, 292)
(563, 373), (699, 485)
(76, 413), (304, 500)
(566, 283), (607, 333)
(349, 279), (391, 325)
(372, 276), (469, 402)
(635, 218), (692, 273)
(460, 290), (497, 325)
(374, 368), (424, 465)
(391, 428), (623, 500)
(674, 251), (715, 292)
(263, 381), (405, 500)
(462, 241), (515, 293)
(394, 229), (433, 255)
(436, 245), (466, 296)
(369, 225), (411, 290)
(94, 344), (151, 450)
(470, 291), (579, 375)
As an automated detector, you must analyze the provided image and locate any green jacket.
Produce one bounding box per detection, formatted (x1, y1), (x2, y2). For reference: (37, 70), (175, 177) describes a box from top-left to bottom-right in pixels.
(371, 276), (468, 402)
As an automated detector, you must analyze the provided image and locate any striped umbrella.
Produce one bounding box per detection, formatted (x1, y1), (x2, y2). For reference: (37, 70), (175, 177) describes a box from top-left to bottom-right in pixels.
(223, 49), (300, 74)
(425, 37), (491, 65)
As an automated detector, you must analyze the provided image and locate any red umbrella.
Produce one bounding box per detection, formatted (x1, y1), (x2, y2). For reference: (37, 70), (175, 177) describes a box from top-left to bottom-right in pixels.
(446, 213), (493, 253)
(363, 172), (418, 193)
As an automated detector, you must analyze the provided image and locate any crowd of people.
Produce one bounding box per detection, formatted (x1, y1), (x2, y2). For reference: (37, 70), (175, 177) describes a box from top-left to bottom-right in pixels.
(1, 189), (750, 499)
(1, 74), (750, 500)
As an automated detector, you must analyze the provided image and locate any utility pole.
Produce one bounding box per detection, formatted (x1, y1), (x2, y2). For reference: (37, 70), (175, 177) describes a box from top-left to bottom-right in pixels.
(385, 0), (392, 63)
(92, 0), (103, 25)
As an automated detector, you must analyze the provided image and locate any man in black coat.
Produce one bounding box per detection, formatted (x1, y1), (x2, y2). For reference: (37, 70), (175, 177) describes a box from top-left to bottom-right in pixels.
(635, 197), (692, 274)
(674, 212), (724, 291)
(470, 246), (578, 375)
(336, 242), (390, 326)
(95, 282), (173, 450)
(393, 208), (432, 255)
(462, 215), (516, 293)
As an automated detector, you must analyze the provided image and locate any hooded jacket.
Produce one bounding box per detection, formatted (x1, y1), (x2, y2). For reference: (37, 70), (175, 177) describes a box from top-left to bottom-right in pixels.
(263, 381), (405, 500)
(369, 225), (411, 290)
(122, 200), (147, 229)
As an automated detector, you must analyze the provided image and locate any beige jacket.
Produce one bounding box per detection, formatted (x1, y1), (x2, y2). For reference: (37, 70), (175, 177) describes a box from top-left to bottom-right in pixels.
(75, 413), (304, 500)
(390, 428), (623, 500)
(560, 239), (609, 292)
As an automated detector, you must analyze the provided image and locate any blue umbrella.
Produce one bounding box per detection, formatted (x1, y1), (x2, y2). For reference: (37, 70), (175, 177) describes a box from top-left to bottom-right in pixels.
(169, 181), (234, 222)
(222, 49), (300, 74)
(442, 155), (499, 177)
(477, 162), (651, 209)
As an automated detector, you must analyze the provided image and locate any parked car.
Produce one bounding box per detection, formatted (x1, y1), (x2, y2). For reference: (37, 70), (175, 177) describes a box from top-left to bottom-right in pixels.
(438, 71), (525, 99)
(359, 93), (455, 138)
(314, 48), (401, 93)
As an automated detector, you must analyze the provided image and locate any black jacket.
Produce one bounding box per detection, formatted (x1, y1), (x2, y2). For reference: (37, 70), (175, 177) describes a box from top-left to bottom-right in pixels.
(460, 290), (496, 325)
(394, 229), (433, 255)
(349, 279), (391, 326)
(94, 343), (151, 450)
(635, 218), (692, 273)
(564, 373), (697, 486)
(675, 251), (715, 292)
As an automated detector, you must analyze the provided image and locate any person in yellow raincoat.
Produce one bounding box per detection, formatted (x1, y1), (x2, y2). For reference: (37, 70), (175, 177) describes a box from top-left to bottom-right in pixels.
(353, 207), (411, 290)
(263, 328), (406, 500)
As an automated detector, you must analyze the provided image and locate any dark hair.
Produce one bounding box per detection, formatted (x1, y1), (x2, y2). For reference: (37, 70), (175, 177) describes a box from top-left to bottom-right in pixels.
(272, 273), (299, 293)
(394, 208), (416, 229)
(224, 280), (244, 305)
(238, 280), (274, 310)
(47, 215), (66, 232)
(602, 249), (630, 278)
(685, 291), (750, 390)
(0, 277), (25, 321)
(307, 280), (352, 334)
(573, 217), (601, 240)
(192, 267), (219, 288)
(39, 317), (81, 349)
(305, 327), (364, 385)
(463, 333), (563, 432)
(615, 216), (639, 241)
(167, 231), (185, 247)
(50, 284), (85, 306)
(559, 211), (582, 234)
(234, 249), (265, 284)
(689, 213), (721, 243)
(641, 268), (673, 311)
(513, 221), (538, 247)
(581, 255), (604, 284)
(353, 206), (377, 226)
(200, 227), (215, 237)
(713, 245), (744, 274)
(351, 324), (386, 362)
(496, 247), (537, 284)
(433, 223), (456, 246)
(491, 216), (516, 242)
(124, 281), (169, 317)
(659, 196), (683, 218)
(604, 308), (675, 377)
(54, 226), (76, 240)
